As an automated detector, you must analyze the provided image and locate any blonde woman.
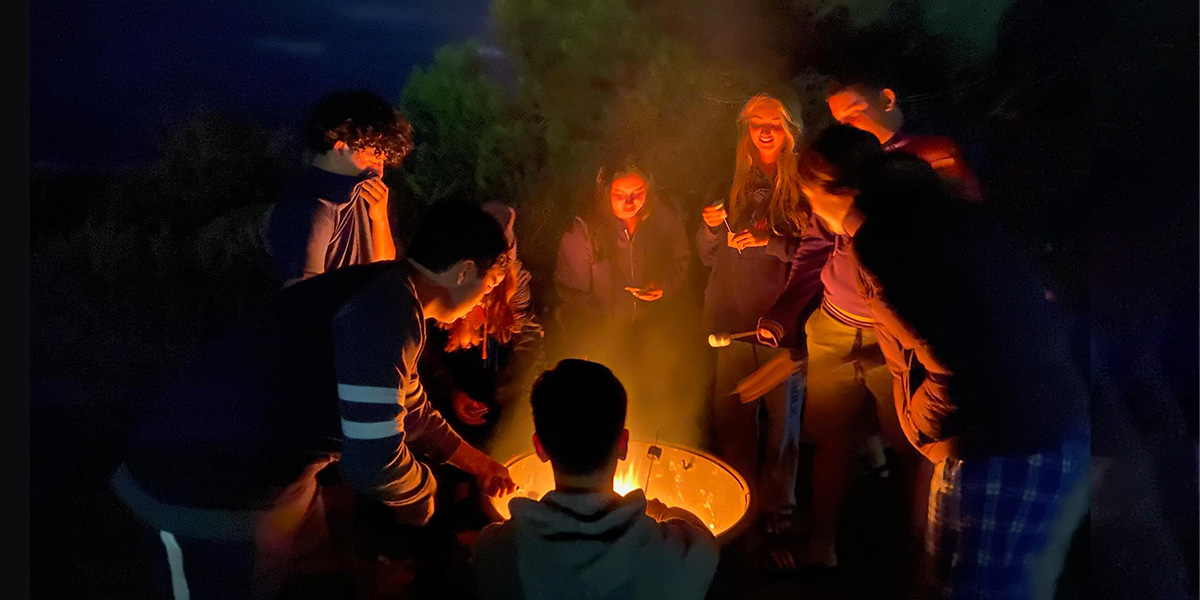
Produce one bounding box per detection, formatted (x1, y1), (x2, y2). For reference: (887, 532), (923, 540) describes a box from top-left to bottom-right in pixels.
(697, 94), (807, 547)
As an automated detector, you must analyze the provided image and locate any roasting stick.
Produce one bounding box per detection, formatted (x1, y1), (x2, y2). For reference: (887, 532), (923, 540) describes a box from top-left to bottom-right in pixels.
(644, 431), (662, 497)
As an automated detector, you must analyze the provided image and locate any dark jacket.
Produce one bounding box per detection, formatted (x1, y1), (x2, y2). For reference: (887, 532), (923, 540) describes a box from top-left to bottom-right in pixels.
(853, 203), (1088, 462)
(698, 168), (796, 334)
(555, 203), (690, 326)
(758, 132), (983, 348)
(114, 262), (464, 539)
(883, 131), (983, 202)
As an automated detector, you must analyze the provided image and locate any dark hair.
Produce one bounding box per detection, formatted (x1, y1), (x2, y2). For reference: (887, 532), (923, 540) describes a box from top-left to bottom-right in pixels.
(587, 153), (654, 262)
(824, 77), (890, 99)
(810, 124), (885, 190)
(531, 359), (627, 476)
(594, 153), (654, 220)
(786, 124), (883, 229)
(855, 151), (951, 222)
(305, 90), (414, 166)
(406, 199), (510, 274)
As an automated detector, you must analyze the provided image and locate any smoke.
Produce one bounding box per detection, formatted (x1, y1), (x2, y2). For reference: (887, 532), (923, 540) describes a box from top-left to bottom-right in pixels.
(482, 0), (803, 464)
(487, 295), (716, 464)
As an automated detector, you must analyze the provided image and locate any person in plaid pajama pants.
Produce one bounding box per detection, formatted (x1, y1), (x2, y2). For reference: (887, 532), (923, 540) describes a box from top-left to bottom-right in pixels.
(792, 138), (1089, 598)
(925, 434), (1089, 599)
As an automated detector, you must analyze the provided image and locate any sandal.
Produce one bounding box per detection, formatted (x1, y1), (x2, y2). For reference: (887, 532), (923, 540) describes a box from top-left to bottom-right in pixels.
(751, 540), (837, 575)
(763, 507), (796, 537)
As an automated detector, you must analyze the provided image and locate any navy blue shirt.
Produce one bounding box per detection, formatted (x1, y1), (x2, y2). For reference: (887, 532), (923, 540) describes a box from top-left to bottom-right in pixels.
(122, 262), (464, 519)
(266, 166), (379, 283)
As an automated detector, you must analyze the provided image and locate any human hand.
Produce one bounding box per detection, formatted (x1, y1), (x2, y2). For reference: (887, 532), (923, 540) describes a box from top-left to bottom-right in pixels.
(448, 443), (518, 497)
(625, 285), (664, 302)
(645, 498), (709, 530)
(757, 326), (779, 347)
(728, 230), (769, 251)
(452, 391), (490, 426)
(645, 497), (670, 520)
(472, 456), (518, 497)
(359, 178), (390, 220)
(720, 228), (768, 249)
(702, 204), (728, 228)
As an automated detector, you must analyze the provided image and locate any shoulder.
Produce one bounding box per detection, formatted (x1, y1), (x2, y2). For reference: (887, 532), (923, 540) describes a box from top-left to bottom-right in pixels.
(651, 521), (719, 580)
(559, 216), (593, 248)
(645, 513), (718, 564)
(333, 264), (424, 336)
(894, 134), (965, 168)
(474, 520), (517, 558)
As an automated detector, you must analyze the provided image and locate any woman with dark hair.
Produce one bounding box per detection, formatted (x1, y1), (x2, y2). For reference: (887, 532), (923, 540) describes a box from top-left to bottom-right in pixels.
(800, 148), (1090, 598)
(553, 155), (692, 441)
(554, 155), (690, 355)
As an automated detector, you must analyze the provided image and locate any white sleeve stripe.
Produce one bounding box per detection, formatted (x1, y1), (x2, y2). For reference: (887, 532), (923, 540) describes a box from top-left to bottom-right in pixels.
(337, 384), (400, 404)
(341, 418), (400, 440)
(159, 530), (190, 600)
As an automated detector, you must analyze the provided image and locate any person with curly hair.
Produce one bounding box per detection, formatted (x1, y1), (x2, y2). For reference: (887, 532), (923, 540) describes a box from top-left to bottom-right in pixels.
(266, 89), (415, 286)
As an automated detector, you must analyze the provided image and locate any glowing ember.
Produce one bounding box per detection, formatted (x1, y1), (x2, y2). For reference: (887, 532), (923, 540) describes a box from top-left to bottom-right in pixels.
(491, 441), (751, 538)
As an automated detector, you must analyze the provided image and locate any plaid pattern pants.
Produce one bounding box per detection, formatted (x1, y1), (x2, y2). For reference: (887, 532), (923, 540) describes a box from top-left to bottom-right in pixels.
(924, 434), (1089, 600)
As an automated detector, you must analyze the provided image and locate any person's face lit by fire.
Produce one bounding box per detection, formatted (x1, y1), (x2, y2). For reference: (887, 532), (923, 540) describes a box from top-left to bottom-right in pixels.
(435, 255), (509, 323)
(330, 140), (387, 177)
(450, 304), (488, 350)
(826, 87), (901, 144)
(747, 104), (788, 164)
(348, 145), (387, 177)
(609, 173), (648, 221)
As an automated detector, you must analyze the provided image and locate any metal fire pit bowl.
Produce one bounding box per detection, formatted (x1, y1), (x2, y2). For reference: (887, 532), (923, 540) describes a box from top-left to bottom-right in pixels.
(489, 441), (752, 541)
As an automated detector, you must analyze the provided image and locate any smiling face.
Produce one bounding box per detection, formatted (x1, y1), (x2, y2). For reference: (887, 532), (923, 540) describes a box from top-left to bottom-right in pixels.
(747, 103), (788, 164)
(609, 172), (648, 221)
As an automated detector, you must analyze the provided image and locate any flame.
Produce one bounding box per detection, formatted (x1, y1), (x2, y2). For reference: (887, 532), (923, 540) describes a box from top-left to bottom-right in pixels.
(495, 441), (750, 537)
(612, 460), (641, 495)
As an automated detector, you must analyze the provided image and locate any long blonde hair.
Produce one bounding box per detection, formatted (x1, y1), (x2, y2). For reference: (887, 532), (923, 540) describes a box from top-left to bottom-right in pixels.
(728, 94), (807, 234)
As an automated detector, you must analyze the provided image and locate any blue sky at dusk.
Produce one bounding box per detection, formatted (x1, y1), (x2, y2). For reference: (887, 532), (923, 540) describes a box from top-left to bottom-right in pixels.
(31, 0), (496, 171)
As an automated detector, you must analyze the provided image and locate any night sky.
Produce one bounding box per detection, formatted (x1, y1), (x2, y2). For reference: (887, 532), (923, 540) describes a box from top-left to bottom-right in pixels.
(31, 0), (496, 172)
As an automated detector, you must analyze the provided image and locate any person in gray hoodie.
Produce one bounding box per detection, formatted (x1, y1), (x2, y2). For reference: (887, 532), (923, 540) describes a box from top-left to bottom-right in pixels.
(472, 359), (720, 600)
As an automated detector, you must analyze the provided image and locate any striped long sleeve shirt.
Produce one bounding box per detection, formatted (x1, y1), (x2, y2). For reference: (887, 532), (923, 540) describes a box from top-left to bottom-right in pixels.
(117, 261), (463, 537)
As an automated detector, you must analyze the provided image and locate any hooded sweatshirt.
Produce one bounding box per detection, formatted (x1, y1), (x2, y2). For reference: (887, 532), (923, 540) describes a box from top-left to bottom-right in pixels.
(473, 489), (719, 600)
(555, 202), (690, 325)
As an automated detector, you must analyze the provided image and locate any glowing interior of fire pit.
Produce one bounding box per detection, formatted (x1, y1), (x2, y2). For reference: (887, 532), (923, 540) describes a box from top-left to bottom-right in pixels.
(492, 441), (751, 538)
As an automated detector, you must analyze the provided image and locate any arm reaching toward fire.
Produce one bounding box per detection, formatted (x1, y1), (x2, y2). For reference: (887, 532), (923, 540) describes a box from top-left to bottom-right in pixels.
(646, 497), (712, 533)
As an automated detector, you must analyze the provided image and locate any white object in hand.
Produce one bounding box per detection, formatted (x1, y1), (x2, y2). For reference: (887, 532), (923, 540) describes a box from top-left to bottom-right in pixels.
(708, 331), (757, 348)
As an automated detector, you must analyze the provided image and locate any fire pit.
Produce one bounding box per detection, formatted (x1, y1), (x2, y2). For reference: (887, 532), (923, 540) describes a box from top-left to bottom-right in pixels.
(490, 441), (752, 540)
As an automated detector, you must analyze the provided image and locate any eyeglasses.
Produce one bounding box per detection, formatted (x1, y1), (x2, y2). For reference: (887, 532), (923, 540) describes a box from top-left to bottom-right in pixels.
(351, 145), (390, 162)
(492, 252), (513, 272)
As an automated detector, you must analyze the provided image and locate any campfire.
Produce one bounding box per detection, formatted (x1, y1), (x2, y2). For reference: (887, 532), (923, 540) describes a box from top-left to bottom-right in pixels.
(490, 441), (752, 539)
